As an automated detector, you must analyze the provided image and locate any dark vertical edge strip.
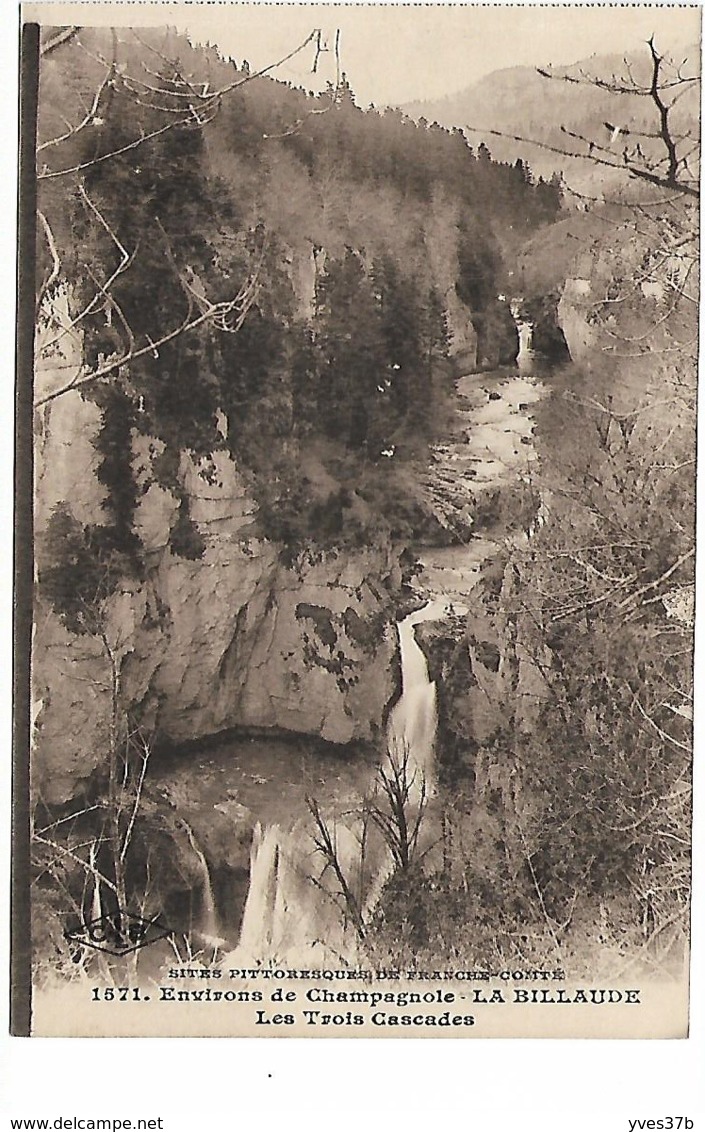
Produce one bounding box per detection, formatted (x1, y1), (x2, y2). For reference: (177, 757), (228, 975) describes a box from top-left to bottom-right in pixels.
(687, 5), (703, 1040)
(11, 19), (39, 1038)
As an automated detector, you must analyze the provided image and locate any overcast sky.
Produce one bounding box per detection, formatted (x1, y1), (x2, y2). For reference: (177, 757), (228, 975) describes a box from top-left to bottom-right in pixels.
(25, 3), (702, 106)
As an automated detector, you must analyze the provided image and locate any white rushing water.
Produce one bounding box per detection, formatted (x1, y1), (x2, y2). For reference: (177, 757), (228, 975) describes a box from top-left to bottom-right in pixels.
(181, 820), (222, 945)
(237, 822), (281, 956)
(516, 319), (534, 372)
(510, 298), (535, 374)
(234, 815), (364, 962)
(385, 599), (446, 802)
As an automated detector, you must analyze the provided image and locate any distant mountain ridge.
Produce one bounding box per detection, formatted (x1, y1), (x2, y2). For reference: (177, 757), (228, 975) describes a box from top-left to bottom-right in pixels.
(403, 44), (700, 194)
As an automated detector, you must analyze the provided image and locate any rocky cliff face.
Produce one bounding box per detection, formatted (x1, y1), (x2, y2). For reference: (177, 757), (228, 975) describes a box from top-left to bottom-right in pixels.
(418, 554), (547, 777)
(447, 289), (479, 369)
(33, 387), (400, 807)
(472, 301), (519, 370)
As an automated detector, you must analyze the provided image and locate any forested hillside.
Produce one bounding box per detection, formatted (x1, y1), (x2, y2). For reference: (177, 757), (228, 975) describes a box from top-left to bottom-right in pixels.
(37, 25), (560, 571)
(405, 45), (700, 197)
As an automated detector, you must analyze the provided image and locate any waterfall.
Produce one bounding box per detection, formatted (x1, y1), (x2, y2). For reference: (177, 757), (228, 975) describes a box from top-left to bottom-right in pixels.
(236, 817), (364, 961)
(237, 821), (282, 955)
(517, 320), (533, 363)
(386, 602), (442, 801)
(87, 839), (103, 925)
(510, 298), (535, 372)
(181, 820), (222, 945)
(355, 603), (441, 919)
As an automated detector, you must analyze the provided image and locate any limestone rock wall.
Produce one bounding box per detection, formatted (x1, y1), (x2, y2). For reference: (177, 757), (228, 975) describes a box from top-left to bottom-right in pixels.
(418, 555), (549, 781)
(32, 392), (399, 806)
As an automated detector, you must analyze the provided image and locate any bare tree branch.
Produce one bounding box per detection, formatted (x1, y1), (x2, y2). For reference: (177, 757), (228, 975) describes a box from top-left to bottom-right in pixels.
(33, 832), (118, 896)
(36, 210), (61, 312)
(34, 219), (265, 407)
(38, 64), (115, 153)
(471, 42), (700, 199)
(617, 547), (695, 611)
(306, 797), (366, 939)
(38, 30), (320, 181)
(40, 27), (80, 58)
(37, 182), (137, 360)
(366, 742), (428, 870)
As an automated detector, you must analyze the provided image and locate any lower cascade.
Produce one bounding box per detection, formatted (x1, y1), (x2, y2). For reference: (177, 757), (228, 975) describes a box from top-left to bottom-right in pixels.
(237, 822), (288, 957)
(235, 818), (363, 961)
(181, 820), (222, 945)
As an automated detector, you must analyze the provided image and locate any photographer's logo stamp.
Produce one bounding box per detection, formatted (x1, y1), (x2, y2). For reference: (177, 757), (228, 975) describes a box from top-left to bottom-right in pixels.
(66, 911), (171, 957)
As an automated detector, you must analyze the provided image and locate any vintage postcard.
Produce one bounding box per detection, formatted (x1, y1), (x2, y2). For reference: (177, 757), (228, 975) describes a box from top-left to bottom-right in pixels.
(13, 2), (700, 1037)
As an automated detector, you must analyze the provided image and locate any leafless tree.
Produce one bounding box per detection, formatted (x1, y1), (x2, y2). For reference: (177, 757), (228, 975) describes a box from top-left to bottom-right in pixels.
(305, 796), (366, 940)
(467, 38), (699, 199)
(365, 741), (428, 871)
(37, 27), (333, 181)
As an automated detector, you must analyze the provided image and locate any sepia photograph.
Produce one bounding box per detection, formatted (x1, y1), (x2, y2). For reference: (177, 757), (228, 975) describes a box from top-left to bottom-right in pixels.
(13, 1), (700, 1039)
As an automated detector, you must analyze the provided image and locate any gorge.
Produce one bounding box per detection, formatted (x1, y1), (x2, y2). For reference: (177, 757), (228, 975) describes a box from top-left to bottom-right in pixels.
(29, 23), (696, 989)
